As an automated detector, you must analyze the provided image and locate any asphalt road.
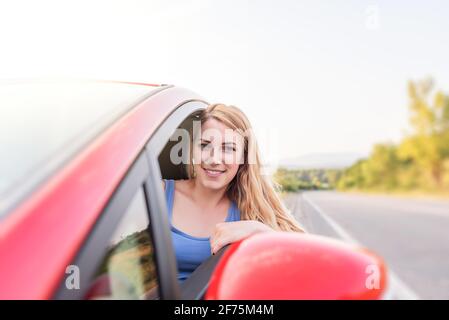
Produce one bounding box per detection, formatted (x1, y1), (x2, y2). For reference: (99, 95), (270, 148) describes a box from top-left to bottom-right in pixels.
(284, 191), (449, 300)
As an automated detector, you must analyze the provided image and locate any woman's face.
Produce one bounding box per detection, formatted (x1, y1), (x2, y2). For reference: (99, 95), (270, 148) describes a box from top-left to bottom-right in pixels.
(193, 118), (245, 190)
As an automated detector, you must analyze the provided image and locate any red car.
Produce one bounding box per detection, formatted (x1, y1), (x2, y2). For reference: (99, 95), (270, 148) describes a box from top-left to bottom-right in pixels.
(0, 79), (390, 300)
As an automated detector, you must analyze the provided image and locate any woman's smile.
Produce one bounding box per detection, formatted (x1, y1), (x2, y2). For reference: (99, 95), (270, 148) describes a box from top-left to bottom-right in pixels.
(202, 166), (227, 178)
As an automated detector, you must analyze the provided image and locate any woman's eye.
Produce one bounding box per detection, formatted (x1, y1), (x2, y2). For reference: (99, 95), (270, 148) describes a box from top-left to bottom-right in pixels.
(223, 146), (236, 153)
(199, 142), (235, 152)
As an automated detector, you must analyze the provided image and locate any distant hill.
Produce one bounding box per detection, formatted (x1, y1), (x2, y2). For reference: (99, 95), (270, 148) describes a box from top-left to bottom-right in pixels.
(279, 152), (366, 170)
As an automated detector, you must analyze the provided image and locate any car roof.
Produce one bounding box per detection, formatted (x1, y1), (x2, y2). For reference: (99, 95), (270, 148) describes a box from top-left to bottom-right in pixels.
(0, 79), (164, 219)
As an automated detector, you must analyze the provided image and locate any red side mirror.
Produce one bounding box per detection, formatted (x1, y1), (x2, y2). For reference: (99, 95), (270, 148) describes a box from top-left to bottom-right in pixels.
(206, 232), (388, 300)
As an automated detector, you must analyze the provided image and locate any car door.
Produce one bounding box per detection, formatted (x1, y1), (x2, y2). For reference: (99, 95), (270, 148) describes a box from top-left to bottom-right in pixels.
(53, 150), (175, 299)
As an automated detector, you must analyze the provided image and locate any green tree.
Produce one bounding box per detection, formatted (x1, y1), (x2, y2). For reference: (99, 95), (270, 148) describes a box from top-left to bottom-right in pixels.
(338, 78), (449, 192)
(397, 79), (449, 187)
(364, 144), (399, 189)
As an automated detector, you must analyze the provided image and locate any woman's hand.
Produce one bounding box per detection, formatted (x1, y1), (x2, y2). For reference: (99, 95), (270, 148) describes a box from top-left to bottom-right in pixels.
(210, 220), (274, 255)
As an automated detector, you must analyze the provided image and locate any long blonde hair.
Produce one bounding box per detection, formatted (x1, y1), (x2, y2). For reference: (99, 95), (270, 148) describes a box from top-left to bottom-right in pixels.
(187, 103), (304, 233)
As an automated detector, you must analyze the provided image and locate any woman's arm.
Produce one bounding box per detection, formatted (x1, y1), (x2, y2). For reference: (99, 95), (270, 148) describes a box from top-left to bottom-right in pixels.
(209, 220), (274, 255)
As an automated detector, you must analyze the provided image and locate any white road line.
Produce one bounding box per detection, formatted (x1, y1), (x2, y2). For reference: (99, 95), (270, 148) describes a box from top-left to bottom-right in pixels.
(301, 192), (420, 300)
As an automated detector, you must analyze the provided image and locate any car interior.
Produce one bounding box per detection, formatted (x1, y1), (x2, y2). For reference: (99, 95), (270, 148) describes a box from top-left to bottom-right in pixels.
(158, 112), (200, 180)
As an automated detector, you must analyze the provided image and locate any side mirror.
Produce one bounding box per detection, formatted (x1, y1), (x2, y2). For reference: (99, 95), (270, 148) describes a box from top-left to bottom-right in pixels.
(205, 232), (388, 300)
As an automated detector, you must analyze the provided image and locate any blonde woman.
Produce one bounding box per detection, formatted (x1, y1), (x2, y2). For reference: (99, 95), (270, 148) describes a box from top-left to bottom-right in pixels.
(162, 103), (304, 282)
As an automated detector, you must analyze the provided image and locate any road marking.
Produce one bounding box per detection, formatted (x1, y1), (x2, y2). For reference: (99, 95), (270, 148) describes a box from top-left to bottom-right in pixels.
(301, 192), (420, 300)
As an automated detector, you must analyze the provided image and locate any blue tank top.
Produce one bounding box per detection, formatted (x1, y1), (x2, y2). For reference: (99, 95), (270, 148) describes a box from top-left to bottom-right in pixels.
(163, 179), (241, 282)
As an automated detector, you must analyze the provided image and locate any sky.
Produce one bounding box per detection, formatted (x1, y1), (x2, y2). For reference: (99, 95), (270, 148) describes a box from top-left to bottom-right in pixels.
(1, 0), (448, 166)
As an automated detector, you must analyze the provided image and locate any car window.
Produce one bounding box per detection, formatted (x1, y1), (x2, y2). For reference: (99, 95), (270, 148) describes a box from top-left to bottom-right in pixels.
(85, 186), (159, 300)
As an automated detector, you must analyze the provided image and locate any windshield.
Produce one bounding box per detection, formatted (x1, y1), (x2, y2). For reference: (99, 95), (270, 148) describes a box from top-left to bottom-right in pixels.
(0, 79), (161, 217)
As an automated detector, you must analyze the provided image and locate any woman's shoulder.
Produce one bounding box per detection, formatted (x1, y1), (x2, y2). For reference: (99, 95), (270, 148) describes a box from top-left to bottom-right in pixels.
(230, 200), (242, 221)
(162, 179), (192, 194)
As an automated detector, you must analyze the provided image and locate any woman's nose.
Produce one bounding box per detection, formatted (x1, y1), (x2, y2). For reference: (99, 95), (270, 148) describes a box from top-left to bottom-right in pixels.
(205, 146), (223, 165)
